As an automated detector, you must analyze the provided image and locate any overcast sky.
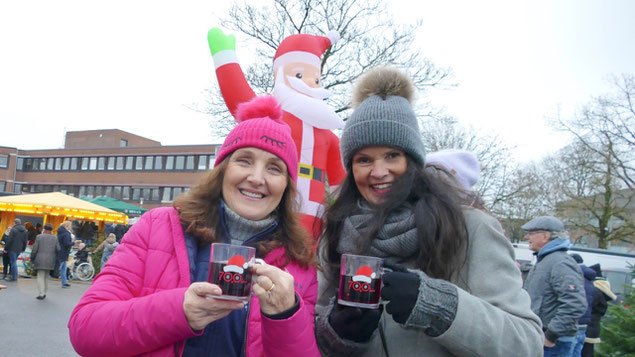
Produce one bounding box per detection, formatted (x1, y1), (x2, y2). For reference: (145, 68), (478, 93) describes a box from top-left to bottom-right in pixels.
(1, 0), (634, 164)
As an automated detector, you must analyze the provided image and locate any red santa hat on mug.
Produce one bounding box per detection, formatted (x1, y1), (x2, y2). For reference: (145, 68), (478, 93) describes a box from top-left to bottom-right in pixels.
(224, 255), (248, 274)
(214, 95), (299, 182)
(272, 31), (340, 73)
(352, 265), (376, 284)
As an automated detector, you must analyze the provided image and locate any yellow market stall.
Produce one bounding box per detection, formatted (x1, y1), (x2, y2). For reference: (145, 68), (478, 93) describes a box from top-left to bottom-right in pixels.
(0, 192), (128, 235)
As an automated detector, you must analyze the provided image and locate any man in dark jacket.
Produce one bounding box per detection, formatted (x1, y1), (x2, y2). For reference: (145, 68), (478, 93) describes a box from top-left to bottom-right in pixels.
(57, 221), (74, 288)
(569, 253), (596, 356)
(4, 219), (28, 281)
(30, 223), (60, 300)
(522, 216), (587, 357)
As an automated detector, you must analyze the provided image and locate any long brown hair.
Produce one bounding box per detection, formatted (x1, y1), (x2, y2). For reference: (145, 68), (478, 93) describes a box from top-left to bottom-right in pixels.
(174, 154), (314, 268)
(319, 156), (468, 283)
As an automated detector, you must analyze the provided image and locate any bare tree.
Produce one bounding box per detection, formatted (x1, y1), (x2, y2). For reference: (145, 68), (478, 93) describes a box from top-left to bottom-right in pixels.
(545, 136), (634, 249)
(202, 0), (453, 136)
(555, 74), (635, 189)
(419, 114), (517, 211)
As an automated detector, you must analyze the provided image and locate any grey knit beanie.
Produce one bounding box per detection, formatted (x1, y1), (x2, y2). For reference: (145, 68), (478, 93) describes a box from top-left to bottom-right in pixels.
(341, 67), (425, 169)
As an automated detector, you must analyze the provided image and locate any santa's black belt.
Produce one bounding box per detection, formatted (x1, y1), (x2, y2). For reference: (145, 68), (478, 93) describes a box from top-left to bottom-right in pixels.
(298, 163), (325, 183)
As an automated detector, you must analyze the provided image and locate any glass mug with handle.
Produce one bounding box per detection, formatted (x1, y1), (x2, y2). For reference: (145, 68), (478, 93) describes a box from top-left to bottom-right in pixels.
(338, 254), (384, 309)
(208, 243), (261, 302)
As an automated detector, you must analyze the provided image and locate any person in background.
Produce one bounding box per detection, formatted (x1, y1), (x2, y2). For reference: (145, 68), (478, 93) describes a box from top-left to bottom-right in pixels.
(4, 219), (28, 282)
(30, 223), (60, 300)
(315, 67), (543, 357)
(424, 149), (486, 210)
(582, 264), (616, 357)
(26, 222), (38, 245)
(93, 233), (118, 271)
(113, 223), (127, 243)
(57, 221), (74, 288)
(1, 226), (12, 280)
(522, 216), (587, 357)
(569, 253), (596, 357)
(68, 95), (320, 357)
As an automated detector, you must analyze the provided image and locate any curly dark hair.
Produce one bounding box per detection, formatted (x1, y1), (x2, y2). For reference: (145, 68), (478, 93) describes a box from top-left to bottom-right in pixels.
(174, 156), (315, 268)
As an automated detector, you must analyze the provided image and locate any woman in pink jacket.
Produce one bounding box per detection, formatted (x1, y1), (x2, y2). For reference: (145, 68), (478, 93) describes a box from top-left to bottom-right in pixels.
(68, 96), (320, 357)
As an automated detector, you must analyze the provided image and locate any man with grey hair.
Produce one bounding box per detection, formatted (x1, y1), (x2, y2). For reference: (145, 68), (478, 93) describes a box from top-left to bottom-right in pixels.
(522, 216), (587, 357)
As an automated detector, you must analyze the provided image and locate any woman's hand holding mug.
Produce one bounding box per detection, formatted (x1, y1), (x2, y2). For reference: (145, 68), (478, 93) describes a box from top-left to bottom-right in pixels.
(251, 262), (295, 315)
(183, 282), (245, 331)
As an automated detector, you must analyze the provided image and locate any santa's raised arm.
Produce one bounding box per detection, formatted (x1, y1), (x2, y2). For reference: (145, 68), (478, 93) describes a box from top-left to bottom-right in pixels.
(208, 28), (346, 236)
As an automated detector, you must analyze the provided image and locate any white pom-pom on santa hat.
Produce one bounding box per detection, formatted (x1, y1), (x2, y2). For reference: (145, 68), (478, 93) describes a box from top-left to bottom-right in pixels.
(326, 30), (340, 45)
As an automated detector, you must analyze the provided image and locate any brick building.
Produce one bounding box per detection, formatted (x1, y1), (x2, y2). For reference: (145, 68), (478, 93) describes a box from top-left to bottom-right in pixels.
(0, 129), (220, 211)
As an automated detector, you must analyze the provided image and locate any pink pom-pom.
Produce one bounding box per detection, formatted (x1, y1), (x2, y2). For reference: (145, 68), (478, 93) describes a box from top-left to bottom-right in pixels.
(235, 95), (282, 123)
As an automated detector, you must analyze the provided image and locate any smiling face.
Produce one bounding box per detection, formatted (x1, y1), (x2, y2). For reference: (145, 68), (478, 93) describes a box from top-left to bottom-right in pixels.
(351, 146), (408, 205)
(281, 61), (322, 90)
(221, 148), (289, 220)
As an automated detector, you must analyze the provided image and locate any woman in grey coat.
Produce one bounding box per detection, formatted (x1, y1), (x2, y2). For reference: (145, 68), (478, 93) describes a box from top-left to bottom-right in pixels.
(30, 223), (60, 300)
(315, 67), (543, 356)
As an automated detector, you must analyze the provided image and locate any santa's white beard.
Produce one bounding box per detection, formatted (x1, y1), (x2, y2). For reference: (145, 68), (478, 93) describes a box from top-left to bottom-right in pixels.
(273, 69), (344, 130)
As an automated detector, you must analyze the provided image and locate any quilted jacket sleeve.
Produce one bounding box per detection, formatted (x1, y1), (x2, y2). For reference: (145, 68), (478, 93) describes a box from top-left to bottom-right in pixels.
(260, 265), (321, 357)
(68, 210), (197, 357)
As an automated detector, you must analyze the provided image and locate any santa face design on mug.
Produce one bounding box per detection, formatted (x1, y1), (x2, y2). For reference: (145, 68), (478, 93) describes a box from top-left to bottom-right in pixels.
(338, 265), (382, 307)
(209, 254), (253, 298)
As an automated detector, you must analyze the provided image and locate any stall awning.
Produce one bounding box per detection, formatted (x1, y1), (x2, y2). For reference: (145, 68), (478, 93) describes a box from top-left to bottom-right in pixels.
(86, 196), (147, 216)
(0, 192), (128, 224)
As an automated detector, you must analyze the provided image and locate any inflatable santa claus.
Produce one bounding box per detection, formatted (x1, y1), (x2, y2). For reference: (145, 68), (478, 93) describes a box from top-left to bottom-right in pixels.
(207, 27), (346, 236)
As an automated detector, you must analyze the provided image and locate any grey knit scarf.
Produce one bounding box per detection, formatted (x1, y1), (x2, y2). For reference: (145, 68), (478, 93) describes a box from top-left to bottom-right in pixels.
(337, 201), (419, 258)
(222, 200), (276, 245)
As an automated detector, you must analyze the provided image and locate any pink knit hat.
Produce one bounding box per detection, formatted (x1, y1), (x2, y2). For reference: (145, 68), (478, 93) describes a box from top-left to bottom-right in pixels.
(214, 96), (298, 182)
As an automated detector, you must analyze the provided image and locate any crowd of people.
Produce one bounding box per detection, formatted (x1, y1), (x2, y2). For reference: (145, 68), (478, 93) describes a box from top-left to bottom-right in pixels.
(2, 28), (621, 357)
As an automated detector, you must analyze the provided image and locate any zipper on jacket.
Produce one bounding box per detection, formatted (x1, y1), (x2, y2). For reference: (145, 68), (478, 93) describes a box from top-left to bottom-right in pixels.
(241, 299), (252, 357)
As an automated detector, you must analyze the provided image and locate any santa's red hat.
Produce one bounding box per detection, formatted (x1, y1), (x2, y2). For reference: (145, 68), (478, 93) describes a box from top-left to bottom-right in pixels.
(273, 31), (340, 72)
(352, 265), (376, 284)
(224, 255), (248, 274)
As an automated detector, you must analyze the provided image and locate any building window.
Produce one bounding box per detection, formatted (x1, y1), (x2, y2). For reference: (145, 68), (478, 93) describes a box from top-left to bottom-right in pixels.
(39, 158), (46, 170)
(144, 156), (153, 170)
(86, 185), (95, 198)
(165, 156), (174, 170)
(89, 157), (98, 170)
(13, 183), (22, 193)
(122, 186), (130, 200)
(151, 188), (160, 201)
(135, 156), (144, 170)
(0, 182), (5, 192)
(125, 156), (134, 170)
(47, 158), (55, 170)
(55, 158), (62, 170)
(107, 157), (115, 170)
(208, 155), (215, 169)
(175, 156), (185, 170)
(113, 186), (122, 199)
(62, 157), (70, 170)
(185, 155), (195, 170)
(16, 157), (24, 170)
(81, 157), (89, 170)
(162, 187), (172, 202)
(95, 186), (103, 197)
(132, 188), (141, 201)
(142, 188), (151, 201)
(78, 186), (86, 197)
(172, 187), (183, 200)
(0, 155), (8, 169)
(104, 186), (113, 197)
(154, 156), (163, 170)
(198, 155), (207, 170)
(116, 156), (124, 170)
(97, 157), (106, 170)
(24, 158), (33, 171)
(120, 139), (128, 147)
(70, 157), (78, 170)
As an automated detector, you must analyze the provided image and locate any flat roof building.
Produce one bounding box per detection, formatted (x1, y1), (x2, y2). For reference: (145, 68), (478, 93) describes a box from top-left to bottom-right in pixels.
(0, 129), (220, 211)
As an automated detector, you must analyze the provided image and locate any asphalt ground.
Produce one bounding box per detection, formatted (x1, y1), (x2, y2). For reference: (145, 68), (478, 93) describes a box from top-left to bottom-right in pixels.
(0, 273), (91, 356)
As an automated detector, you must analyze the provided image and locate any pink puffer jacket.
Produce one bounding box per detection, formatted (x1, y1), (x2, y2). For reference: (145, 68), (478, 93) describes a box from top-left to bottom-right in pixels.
(68, 207), (320, 357)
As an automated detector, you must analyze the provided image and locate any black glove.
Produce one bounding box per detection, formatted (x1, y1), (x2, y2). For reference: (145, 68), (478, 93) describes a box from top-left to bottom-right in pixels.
(329, 303), (383, 342)
(381, 260), (420, 324)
